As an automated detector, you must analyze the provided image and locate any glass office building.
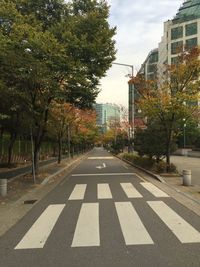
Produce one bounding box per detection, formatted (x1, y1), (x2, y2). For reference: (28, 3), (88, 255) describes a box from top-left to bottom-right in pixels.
(94, 103), (120, 133)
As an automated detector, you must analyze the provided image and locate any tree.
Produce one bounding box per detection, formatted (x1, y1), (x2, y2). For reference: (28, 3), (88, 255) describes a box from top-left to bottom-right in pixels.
(48, 101), (75, 164)
(0, 0), (116, 174)
(136, 48), (200, 171)
(134, 121), (177, 162)
(72, 108), (99, 151)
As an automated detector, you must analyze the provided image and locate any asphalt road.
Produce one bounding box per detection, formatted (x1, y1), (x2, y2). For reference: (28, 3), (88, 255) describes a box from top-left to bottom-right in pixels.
(0, 148), (200, 267)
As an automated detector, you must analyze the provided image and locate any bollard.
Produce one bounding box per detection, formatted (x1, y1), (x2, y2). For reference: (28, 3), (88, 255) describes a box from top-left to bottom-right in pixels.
(0, 179), (7, 197)
(182, 170), (191, 186)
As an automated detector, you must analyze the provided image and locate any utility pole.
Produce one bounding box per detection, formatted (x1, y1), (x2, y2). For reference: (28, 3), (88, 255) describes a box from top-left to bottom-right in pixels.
(113, 62), (134, 152)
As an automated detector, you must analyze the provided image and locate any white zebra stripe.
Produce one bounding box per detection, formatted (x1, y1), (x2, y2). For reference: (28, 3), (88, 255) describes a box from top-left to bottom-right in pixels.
(148, 201), (200, 243)
(98, 184), (113, 199)
(115, 202), (154, 245)
(15, 205), (65, 249)
(120, 183), (143, 198)
(141, 182), (169, 197)
(68, 184), (87, 200)
(71, 203), (100, 247)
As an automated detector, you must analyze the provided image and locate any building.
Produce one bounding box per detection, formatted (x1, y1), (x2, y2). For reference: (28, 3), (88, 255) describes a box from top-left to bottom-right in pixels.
(138, 0), (200, 83)
(158, 0), (200, 83)
(139, 48), (159, 81)
(134, 0), (200, 115)
(94, 103), (120, 133)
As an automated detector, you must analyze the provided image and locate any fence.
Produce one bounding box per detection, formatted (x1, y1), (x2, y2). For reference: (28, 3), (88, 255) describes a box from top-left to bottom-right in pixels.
(0, 135), (55, 163)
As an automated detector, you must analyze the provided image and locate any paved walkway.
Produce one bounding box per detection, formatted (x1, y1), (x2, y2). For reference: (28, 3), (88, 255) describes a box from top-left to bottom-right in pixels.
(0, 157), (68, 180)
(171, 155), (200, 186)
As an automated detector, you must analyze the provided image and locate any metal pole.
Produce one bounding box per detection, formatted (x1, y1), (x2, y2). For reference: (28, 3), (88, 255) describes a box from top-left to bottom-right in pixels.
(30, 128), (36, 184)
(68, 124), (71, 158)
(183, 123), (186, 148)
(113, 62), (134, 152)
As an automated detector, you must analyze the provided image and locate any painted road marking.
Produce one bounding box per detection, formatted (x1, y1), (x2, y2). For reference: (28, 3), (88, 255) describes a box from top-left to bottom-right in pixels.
(68, 184), (87, 200)
(148, 201), (200, 243)
(15, 205), (65, 249)
(88, 157), (114, 159)
(96, 163), (106, 169)
(115, 202), (154, 245)
(71, 173), (136, 177)
(120, 183), (143, 198)
(98, 184), (113, 199)
(141, 182), (169, 197)
(71, 203), (100, 247)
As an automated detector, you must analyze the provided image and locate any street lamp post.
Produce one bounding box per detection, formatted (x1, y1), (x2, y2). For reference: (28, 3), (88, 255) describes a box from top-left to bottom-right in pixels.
(183, 118), (186, 149)
(113, 62), (134, 152)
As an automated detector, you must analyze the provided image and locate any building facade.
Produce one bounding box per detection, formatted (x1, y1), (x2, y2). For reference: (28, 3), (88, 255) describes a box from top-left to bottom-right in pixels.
(158, 0), (200, 82)
(139, 0), (200, 83)
(94, 103), (120, 133)
(133, 0), (200, 127)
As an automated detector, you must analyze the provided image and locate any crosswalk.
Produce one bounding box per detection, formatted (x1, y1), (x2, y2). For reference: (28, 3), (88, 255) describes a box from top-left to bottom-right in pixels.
(68, 182), (169, 200)
(15, 200), (200, 250)
(15, 205), (65, 249)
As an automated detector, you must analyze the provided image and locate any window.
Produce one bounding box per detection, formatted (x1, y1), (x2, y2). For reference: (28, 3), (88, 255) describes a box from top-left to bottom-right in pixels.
(185, 38), (198, 49)
(185, 22), (197, 36)
(171, 41), (183, 55)
(171, 57), (178, 65)
(149, 52), (158, 63)
(147, 73), (156, 81)
(171, 26), (183, 40)
(147, 64), (156, 73)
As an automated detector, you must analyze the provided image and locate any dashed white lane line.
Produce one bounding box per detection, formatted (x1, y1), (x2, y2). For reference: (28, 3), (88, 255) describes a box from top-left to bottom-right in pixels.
(120, 183), (143, 198)
(68, 184), (87, 200)
(15, 205), (65, 249)
(115, 202), (154, 245)
(71, 203), (100, 247)
(148, 201), (200, 243)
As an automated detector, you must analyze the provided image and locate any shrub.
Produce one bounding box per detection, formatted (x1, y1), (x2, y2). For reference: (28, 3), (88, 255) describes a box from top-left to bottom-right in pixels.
(122, 153), (155, 169)
(122, 153), (177, 174)
(153, 162), (177, 173)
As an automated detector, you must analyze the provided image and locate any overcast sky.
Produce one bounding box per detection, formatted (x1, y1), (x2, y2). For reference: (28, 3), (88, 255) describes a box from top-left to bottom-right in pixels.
(97, 0), (183, 107)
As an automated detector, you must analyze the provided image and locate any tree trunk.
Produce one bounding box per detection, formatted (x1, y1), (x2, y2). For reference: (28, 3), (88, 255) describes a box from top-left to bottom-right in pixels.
(34, 143), (40, 175)
(58, 137), (62, 164)
(32, 104), (50, 175)
(8, 132), (17, 165)
(166, 135), (171, 173)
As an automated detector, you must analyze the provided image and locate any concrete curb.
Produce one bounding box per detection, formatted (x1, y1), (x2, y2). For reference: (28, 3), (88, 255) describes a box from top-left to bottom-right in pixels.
(41, 156), (83, 185)
(116, 155), (166, 183)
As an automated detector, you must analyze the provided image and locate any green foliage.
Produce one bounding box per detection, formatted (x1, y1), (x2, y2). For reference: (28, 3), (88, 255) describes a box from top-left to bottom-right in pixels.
(122, 153), (177, 174)
(134, 121), (177, 160)
(122, 153), (155, 169)
(176, 119), (200, 148)
(137, 48), (200, 169)
(153, 161), (177, 173)
(0, 0), (116, 170)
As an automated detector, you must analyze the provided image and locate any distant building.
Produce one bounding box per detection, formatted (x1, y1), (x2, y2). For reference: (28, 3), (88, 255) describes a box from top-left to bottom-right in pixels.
(94, 103), (120, 133)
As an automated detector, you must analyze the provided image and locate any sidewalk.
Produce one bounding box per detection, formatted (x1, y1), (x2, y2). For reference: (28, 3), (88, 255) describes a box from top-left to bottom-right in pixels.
(171, 155), (200, 186)
(0, 153), (87, 236)
(161, 174), (200, 205)
(0, 156), (65, 180)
